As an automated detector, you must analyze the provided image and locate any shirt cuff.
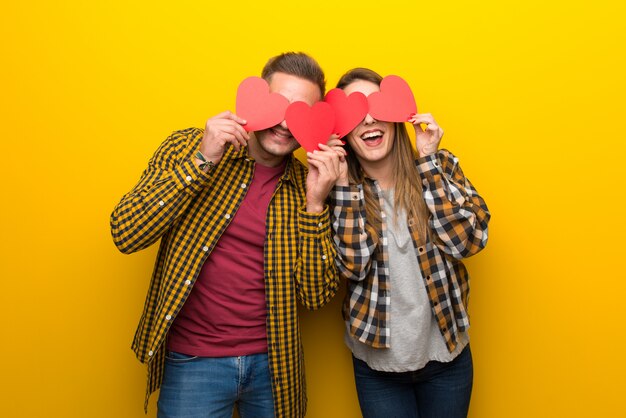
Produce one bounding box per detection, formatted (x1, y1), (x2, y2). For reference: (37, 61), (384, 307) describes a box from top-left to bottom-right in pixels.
(330, 185), (363, 209)
(298, 205), (331, 238)
(416, 151), (444, 178)
(173, 158), (212, 195)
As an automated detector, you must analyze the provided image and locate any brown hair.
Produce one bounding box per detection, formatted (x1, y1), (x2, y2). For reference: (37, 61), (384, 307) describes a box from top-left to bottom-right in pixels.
(337, 68), (430, 243)
(261, 52), (326, 97)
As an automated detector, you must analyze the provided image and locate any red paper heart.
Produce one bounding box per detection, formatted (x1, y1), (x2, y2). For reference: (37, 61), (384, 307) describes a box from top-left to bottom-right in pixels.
(367, 75), (417, 122)
(324, 88), (368, 138)
(284, 101), (335, 152)
(236, 77), (290, 132)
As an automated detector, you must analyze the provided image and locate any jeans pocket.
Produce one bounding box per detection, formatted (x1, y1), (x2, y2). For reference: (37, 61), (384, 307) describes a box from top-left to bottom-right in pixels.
(165, 350), (199, 363)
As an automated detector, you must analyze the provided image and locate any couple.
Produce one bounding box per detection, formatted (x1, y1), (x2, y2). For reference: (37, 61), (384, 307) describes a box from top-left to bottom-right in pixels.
(110, 52), (490, 418)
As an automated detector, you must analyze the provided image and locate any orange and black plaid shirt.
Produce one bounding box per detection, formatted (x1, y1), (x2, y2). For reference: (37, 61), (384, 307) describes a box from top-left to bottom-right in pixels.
(330, 149), (490, 351)
(110, 128), (339, 417)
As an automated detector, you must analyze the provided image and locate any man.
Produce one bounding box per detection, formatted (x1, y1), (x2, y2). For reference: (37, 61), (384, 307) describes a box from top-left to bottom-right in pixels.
(110, 52), (342, 418)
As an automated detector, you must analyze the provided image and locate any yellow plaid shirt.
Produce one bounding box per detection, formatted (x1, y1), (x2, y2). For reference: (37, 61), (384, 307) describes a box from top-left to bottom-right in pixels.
(110, 128), (339, 417)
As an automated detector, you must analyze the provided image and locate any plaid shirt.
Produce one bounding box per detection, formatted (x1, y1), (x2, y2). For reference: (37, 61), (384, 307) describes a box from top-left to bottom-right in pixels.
(110, 128), (338, 417)
(330, 149), (490, 351)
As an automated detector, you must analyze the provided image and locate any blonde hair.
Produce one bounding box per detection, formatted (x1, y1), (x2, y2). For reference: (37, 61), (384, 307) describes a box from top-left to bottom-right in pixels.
(337, 68), (430, 243)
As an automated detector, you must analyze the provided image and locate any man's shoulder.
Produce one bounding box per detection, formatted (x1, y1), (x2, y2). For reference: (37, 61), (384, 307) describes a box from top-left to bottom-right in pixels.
(290, 155), (307, 173)
(287, 155), (308, 185)
(167, 127), (204, 143)
(155, 128), (203, 157)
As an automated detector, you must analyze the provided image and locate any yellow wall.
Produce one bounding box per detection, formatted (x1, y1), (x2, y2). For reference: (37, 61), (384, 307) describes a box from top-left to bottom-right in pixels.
(1, 1), (624, 417)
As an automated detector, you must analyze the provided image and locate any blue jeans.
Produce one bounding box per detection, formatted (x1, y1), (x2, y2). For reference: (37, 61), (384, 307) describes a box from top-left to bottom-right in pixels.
(157, 351), (275, 418)
(352, 345), (473, 418)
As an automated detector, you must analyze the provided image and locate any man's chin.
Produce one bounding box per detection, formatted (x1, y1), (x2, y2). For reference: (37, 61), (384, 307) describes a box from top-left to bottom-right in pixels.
(265, 142), (299, 157)
(258, 132), (299, 155)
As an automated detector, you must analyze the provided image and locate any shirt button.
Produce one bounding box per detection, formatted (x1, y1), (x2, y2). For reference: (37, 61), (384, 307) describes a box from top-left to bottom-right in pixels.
(148, 350), (154, 357)
(225, 214), (231, 219)
(352, 194), (358, 200)
(433, 301), (439, 306)
(185, 175), (192, 182)
(321, 254), (327, 260)
(318, 222), (323, 228)
(185, 280), (191, 286)
(241, 183), (247, 189)
(159, 201), (165, 206)
(426, 275), (432, 281)
(418, 247), (424, 253)
(202, 246), (209, 252)
(165, 315), (172, 321)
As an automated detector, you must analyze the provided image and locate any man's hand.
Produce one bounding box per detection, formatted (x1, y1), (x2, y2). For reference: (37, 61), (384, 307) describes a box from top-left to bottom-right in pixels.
(196, 111), (250, 167)
(325, 136), (349, 187)
(305, 142), (346, 213)
(409, 113), (443, 157)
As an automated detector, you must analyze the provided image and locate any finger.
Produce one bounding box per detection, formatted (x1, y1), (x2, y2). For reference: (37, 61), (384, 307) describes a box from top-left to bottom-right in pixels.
(306, 157), (324, 174)
(213, 110), (248, 126)
(306, 150), (327, 164)
(318, 143), (347, 158)
(325, 136), (345, 148)
(216, 122), (250, 145)
(306, 156), (320, 168)
(409, 113), (435, 125)
(230, 124), (251, 145)
(222, 120), (250, 140)
(319, 142), (343, 150)
(221, 135), (244, 151)
(307, 151), (336, 170)
(311, 157), (331, 179)
(309, 147), (339, 160)
(312, 150), (340, 178)
(425, 123), (444, 140)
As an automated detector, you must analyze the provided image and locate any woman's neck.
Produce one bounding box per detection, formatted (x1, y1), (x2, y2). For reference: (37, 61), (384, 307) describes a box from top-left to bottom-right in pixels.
(361, 159), (394, 190)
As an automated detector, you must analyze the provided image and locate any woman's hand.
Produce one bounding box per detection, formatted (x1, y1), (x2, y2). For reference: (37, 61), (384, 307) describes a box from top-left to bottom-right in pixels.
(409, 113), (443, 157)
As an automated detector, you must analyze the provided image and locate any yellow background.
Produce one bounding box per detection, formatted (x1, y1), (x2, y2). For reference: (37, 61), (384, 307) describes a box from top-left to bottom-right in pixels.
(1, 0), (624, 417)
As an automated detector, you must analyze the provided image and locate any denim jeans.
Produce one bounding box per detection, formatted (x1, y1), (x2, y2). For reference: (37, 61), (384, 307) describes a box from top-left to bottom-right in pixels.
(352, 345), (473, 418)
(157, 351), (275, 418)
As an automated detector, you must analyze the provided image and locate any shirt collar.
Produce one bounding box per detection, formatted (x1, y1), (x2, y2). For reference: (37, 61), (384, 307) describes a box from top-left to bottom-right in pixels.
(224, 145), (300, 186)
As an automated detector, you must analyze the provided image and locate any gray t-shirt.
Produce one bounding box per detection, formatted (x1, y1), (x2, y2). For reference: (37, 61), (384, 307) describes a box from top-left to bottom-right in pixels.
(346, 189), (468, 372)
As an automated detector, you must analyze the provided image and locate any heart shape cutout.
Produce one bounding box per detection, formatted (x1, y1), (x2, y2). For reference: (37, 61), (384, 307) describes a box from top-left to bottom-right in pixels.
(284, 101), (335, 152)
(236, 77), (290, 132)
(324, 88), (368, 138)
(367, 75), (417, 122)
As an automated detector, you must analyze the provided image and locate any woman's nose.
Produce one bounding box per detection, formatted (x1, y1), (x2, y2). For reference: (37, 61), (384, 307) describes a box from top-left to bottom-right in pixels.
(363, 113), (375, 125)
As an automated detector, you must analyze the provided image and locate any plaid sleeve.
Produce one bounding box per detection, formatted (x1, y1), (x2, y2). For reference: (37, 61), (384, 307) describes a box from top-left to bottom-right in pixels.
(416, 149), (491, 259)
(110, 128), (211, 254)
(295, 205), (339, 310)
(330, 184), (377, 282)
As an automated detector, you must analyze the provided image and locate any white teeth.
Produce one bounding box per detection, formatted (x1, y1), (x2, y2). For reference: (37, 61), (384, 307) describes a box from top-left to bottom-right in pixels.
(273, 129), (291, 138)
(362, 131), (383, 139)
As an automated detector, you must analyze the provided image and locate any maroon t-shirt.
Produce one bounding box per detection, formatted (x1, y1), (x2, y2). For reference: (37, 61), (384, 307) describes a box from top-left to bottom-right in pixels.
(167, 160), (286, 357)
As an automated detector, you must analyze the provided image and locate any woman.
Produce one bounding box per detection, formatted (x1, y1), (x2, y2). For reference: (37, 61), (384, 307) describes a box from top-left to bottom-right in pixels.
(328, 68), (490, 418)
